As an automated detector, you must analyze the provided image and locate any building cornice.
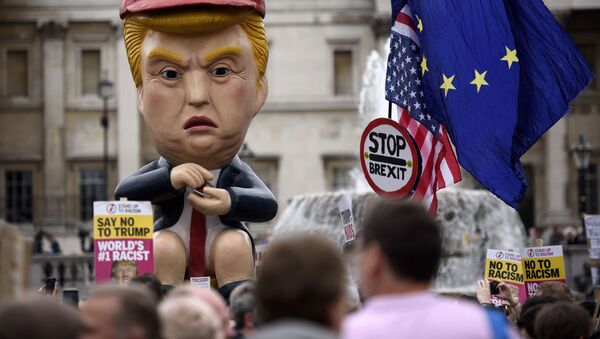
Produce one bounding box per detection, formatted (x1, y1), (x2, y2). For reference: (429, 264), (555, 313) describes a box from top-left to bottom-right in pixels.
(261, 99), (358, 113)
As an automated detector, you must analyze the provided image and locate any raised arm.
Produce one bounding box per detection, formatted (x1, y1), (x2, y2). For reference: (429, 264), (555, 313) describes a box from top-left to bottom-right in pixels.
(114, 159), (182, 204)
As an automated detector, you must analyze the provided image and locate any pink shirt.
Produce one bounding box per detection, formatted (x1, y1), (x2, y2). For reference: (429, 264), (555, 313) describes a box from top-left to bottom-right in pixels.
(342, 292), (519, 339)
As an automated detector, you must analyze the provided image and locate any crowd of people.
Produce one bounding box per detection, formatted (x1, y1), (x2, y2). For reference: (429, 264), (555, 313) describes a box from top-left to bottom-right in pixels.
(1, 198), (597, 339)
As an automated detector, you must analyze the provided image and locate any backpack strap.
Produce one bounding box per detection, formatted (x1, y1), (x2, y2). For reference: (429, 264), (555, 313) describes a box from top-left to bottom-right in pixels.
(484, 307), (509, 339)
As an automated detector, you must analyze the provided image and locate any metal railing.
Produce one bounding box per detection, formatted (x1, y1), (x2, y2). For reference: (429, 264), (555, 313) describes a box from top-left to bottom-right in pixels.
(30, 253), (94, 290)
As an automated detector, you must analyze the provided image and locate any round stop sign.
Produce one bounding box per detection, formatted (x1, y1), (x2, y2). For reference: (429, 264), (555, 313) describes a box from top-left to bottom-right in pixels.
(360, 118), (421, 198)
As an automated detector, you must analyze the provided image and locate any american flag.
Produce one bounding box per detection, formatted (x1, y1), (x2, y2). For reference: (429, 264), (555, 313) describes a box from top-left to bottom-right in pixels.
(385, 2), (461, 213)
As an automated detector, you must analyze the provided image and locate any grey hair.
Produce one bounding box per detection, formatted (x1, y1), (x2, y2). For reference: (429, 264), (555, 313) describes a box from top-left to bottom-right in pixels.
(159, 296), (221, 339)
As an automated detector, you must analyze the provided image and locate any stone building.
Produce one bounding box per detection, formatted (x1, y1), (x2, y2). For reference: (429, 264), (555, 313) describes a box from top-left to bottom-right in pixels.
(0, 0), (598, 247)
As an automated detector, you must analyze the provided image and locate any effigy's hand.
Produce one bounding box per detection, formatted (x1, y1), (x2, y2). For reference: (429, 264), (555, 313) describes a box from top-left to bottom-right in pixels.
(187, 187), (231, 216)
(170, 163), (214, 191)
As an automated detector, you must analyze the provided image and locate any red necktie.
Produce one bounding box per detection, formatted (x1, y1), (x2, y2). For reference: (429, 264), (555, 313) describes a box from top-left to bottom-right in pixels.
(188, 209), (207, 277)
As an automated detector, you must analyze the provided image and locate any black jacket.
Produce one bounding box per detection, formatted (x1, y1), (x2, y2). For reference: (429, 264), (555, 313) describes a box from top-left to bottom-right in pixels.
(114, 156), (278, 232)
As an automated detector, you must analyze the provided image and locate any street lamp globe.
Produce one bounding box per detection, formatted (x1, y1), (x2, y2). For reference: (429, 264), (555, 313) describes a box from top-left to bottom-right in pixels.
(572, 134), (592, 170)
(97, 70), (114, 100)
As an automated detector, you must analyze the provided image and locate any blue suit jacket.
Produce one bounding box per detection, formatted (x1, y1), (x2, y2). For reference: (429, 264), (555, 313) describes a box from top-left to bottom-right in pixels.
(114, 156), (278, 234)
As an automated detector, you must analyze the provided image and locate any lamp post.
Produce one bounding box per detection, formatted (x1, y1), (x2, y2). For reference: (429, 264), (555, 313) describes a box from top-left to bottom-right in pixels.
(98, 70), (113, 200)
(572, 134), (592, 215)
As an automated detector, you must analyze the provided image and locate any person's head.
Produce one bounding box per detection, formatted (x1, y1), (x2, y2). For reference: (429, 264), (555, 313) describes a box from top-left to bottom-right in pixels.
(256, 234), (346, 331)
(131, 274), (163, 301)
(169, 286), (231, 337)
(535, 302), (591, 339)
(159, 296), (223, 339)
(0, 297), (82, 339)
(80, 285), (160, 339)
(579, 300), (597, 318)
(517, 296), (557, 339)
(358, 198), (442, 297)
(111, 260), (138, 285)
(229, 281), (256, 334)
(535, 282), (574, 302)
(122, 4), (269, 169)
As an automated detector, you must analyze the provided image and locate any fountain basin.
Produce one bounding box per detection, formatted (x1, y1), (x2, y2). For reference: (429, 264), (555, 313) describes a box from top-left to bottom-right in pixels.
(273, 188), (526, 295)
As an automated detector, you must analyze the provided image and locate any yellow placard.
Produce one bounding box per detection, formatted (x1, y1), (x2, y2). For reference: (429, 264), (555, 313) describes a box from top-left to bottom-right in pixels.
(93, 215), (153, 240)
(485, 258), (524, 284)
(522, 256), (566, 281)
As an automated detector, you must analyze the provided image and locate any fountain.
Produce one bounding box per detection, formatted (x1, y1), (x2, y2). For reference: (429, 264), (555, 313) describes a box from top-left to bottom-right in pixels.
(272, 44), (526, 295)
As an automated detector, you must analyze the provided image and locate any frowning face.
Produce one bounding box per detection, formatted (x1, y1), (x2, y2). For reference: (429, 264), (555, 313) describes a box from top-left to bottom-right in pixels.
(138, 25), (267, 169)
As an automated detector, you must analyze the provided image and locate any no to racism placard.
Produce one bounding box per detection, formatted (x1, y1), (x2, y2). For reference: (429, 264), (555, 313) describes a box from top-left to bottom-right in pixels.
(484, 249), (526, 304)
(94, 201), (153, 284)
(521, 245), (566, 297)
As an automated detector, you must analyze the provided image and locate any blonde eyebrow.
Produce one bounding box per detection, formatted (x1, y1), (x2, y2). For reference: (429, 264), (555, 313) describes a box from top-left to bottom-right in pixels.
(147, 48), (183, 63)
(204, 46), (243, 63)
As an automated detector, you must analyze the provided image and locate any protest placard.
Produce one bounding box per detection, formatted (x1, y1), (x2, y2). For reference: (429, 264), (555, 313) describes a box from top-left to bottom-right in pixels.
(337, 195), (356, 243)
(94, 201), (153, 284)
(585, 215), (600, 287)
(484, 249), (526, 304)
(585, 215), (600, 257)
(190, 276), (211, 289)
(521, 245), (566, 297)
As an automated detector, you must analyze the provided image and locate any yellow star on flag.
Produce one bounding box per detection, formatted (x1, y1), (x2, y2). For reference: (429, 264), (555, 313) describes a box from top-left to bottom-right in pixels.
(470, 70), (489, 93)
(440, 74), (456, 97)
(501, 46), (519, 69)
(416, 15), (424, 32)
(420, 55), (429, 76)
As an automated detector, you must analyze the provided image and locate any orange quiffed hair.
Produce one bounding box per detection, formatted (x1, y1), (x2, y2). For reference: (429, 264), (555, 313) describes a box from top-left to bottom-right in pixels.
(123, 8), (269, 87)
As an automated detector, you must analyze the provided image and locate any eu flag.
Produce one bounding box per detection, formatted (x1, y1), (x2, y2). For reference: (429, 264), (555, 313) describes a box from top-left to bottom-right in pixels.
(405, 0), (592, 208)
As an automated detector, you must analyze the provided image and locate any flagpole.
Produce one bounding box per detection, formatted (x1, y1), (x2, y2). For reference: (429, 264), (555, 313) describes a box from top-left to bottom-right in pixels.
(388, 100), (392, 120)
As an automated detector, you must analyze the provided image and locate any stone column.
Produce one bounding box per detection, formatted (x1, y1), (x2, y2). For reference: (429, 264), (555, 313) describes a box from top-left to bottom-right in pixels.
(543, 118), (575, 227)
(115, 27), (140, 182)
(40, 21), (66, 224)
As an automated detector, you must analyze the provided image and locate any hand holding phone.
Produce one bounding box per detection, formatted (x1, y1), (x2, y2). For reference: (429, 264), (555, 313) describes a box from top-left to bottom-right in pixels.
(489, 281), (500, 295)
(62, 288), (79, 308)
(44, 278), (57, 295)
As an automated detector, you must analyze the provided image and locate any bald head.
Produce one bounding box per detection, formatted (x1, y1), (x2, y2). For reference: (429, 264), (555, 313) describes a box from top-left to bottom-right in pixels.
(159, 296), (222, 339)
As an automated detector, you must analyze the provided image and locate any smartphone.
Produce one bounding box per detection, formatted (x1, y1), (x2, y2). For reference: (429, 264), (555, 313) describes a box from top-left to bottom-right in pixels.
(193, 188), (211, 198)
(44, 277), (57, 295)
(63, 288), (79, 307)
(489, 281), (500, 295)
